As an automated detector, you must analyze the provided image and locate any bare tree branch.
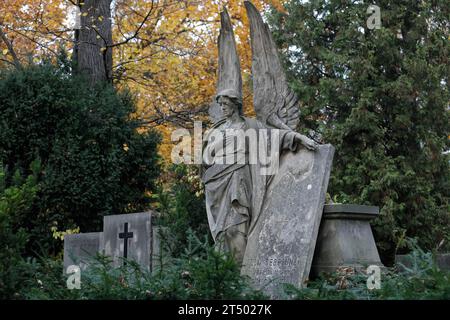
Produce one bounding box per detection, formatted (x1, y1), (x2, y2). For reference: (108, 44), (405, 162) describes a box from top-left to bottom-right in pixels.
(0, 57), (17, 68)
(109, 1), (155, 48)
(0, 26), (22, 70)
(7, 28), (60, 57)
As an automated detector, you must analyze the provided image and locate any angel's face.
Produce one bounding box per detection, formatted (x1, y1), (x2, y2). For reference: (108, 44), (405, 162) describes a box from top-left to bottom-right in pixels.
(217, 96), (238, 118)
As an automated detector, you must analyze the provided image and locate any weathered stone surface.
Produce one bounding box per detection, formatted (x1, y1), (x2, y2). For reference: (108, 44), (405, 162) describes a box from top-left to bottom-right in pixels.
(204, 2), (320, 275)
(311, 204), (383, 277)
(241, 144), (334, 297)
(101, 211), (153, 270)
(63, 232), (102, 271)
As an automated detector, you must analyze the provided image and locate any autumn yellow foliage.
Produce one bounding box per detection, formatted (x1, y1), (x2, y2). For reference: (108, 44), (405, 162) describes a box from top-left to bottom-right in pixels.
(0, 0), (286, 161)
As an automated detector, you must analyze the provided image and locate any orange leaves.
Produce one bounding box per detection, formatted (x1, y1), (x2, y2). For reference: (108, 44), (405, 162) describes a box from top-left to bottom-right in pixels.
(0, 0), (286, 161)
(0, 0), (72, 64)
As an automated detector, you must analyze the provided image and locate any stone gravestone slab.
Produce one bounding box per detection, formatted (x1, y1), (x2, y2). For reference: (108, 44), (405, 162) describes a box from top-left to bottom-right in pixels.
(241, 144), (334, 297)
(63, 232), (103, 272)
(102, 211), (153, 271)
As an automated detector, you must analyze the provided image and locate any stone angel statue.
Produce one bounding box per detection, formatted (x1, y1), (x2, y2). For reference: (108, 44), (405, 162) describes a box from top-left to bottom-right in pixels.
(201, 2), (318, 266)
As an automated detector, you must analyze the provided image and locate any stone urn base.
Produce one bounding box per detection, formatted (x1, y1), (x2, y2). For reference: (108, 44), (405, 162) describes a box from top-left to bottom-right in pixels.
(311, 204), (383, 278)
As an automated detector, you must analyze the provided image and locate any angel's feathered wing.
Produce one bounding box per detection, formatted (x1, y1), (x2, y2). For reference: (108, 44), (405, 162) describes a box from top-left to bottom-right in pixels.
(245, 1), (299, 130)
(209, 8), (243, 124)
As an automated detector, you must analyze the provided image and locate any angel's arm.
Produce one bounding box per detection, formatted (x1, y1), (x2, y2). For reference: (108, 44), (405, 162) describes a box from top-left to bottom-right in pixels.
(280, 130), (317, 152)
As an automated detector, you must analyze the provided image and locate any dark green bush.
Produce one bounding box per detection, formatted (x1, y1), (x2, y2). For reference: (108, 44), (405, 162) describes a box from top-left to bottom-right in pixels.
(155, 164), (209, 257)
(0, 63), (161, 255)
(284, 240), (450, 300)
(22, 232), (265, 300)
(0, 162), (39, 299)
(268, 0), (450, 263)
(16, 236), (450, 300)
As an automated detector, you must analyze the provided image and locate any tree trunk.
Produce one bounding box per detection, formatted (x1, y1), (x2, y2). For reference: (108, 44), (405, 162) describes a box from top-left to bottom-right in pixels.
(77, 0), (113, 84)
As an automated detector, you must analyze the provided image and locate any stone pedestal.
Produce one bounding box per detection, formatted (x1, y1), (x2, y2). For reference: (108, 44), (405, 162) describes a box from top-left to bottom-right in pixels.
(311, 204), (383, 277)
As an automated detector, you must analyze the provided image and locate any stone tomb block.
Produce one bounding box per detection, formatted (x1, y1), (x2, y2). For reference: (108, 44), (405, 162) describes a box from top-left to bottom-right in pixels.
(102, 211), (154, 271)
(63, 232), (102, 271)
(311, 204), (383, 277)
(242, 144), (335, 297)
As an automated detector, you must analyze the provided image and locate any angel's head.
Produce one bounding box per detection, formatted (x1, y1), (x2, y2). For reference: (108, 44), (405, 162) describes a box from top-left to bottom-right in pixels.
(216, 89), (243, 118)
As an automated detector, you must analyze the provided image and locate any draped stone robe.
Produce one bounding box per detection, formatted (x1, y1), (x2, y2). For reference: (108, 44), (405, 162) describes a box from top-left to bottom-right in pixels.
(201, 116), (300, 244)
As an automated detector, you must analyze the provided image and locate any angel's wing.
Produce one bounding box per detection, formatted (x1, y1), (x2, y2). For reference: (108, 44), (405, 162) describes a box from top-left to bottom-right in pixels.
(245, 1), (299, 130)
(209, 8), (243, 124)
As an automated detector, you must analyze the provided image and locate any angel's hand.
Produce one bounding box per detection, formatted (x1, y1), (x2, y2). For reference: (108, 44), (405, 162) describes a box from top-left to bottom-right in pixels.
(294, 133), (317, 151)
